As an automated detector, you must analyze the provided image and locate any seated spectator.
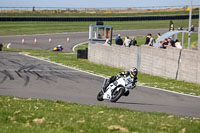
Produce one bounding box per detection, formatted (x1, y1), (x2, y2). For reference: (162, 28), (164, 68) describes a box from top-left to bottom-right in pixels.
(104, 39), (111, 45)
(159, 38), (168, 49)
(129, 36), (137, 46)
(115, 34), (120, 44)
(116, 36), (123, 46)
(178, 26), (184, 30)
(98, 34), (102, 39)
(167, 37), (175, 47)
(123, 36), (131, 47)
(175, 39), (182, 49)
(53, 45), (63, 51)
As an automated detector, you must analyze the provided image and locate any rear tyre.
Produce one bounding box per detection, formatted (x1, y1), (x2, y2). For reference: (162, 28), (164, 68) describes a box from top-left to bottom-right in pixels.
(110, 87), (125, 102)
(97, 91), (104, 101)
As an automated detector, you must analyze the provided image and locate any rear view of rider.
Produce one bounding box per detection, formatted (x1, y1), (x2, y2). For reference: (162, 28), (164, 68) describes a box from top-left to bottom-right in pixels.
(103, 67), (138, 91)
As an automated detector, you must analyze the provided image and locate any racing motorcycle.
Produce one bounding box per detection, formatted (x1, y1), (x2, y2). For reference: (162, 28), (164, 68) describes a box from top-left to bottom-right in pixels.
(97, 75), (136, 102)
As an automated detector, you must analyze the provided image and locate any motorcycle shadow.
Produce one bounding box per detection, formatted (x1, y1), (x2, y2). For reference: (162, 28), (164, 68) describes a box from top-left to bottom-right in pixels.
(115, 101), (166, 106)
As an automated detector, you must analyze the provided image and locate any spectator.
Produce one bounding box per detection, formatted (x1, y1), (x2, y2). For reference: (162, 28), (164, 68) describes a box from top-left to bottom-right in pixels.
(156, 33), (161, 43)
(190, 24), (194, 32)
(129, 36), (137, 46)
(98, 34), (102, 39)
(145, 34), (150, 45)
(115, 34), (121, 44)
(167, 37), (175, 47)
(178, 26), (184, 30)
(123, 36), (131, 47)
(175, 39), (182, 49)
(116, 35), (123, 46)
(104, 39), (111, 45)
(148, 34), (154, 46)
(159, 38), (168, 49)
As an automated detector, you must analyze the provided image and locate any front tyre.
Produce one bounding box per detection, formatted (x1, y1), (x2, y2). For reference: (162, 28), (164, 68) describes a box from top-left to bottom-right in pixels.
(123, 90), (129, 96)
(110, 87), (125, 102)
(97, 90), (104, 101)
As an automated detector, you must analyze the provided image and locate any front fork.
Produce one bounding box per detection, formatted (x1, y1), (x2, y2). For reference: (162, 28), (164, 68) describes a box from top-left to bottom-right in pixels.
(102, 78), (108, 93)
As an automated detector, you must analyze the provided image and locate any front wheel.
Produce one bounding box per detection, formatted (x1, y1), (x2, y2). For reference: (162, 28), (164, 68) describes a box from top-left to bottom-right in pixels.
(97, 90), (104, 101)
(110, 87), (125, 102)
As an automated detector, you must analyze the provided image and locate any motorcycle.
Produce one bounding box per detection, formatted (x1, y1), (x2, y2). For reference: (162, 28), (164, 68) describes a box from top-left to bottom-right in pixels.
(97, 75), (136, 102)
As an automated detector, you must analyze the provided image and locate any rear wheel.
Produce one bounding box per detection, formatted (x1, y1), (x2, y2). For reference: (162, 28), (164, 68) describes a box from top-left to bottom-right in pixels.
(110, 87), (125, 102)
(97, 90), (104, 101)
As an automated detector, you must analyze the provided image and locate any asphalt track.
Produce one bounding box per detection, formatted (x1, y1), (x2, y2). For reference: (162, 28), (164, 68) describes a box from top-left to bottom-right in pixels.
(1, 29), (200, 117)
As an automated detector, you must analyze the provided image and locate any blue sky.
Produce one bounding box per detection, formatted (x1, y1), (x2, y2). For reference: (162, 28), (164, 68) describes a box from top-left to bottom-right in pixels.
(0, 0), (199, 8)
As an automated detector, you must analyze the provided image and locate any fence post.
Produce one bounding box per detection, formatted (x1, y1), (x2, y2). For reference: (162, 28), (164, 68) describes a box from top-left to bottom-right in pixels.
(198, 6), (200, 49)
(137, 46), (141, 71)
(188, 0), (192, 49)
(175, 49), (182, 80)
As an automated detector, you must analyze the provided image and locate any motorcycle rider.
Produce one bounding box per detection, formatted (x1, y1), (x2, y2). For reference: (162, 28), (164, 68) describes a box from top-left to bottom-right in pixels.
(103, 67), (138, 91)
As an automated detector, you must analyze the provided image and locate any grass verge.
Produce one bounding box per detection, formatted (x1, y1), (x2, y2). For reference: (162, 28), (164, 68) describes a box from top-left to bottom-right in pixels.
(0, 96), (200, 133)
(3, 46), (200, 96)
(0, 19), (199, 36)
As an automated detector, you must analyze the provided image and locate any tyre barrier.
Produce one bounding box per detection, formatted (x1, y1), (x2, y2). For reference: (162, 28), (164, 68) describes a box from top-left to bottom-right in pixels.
(0, 43), (3, 51)
(0, 15), (198, 21)
(77, 48), (88, 59)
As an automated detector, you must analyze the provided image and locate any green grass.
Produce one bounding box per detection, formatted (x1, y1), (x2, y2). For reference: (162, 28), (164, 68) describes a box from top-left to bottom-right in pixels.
(0, 19), (199, 36)
(74, 43), (89, 53)
(3, 46), (200, 96)
(0, 96), (200, 133)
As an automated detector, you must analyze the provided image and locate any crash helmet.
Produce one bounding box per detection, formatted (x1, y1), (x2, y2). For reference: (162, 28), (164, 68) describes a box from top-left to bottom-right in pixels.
(58, 45), (62, 48)
(130, 67), (138, 77)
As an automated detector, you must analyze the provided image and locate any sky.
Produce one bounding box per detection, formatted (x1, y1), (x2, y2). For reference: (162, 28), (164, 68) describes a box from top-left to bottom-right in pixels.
(0, 0), (199, 8)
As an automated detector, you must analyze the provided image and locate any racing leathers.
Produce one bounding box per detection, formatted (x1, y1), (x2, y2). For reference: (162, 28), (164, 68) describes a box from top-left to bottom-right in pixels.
(103, 71), (137, 91)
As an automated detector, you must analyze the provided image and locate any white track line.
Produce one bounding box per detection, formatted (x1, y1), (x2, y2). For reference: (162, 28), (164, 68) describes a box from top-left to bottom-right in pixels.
(72, 41), (89, 52)
(6, 43), (11, 49)
(20, 53), (200, 99)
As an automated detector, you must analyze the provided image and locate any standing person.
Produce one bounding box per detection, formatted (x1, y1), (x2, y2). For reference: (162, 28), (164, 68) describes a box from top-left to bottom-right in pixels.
(129, 36), (137, 46)
(115, 34), (121, 44)
(190, 24), (195, 32)
(123, 36), (131, 47)
(156, 33), (161, 43)
(116, 35), (123, 46)
(145, 34), (151, 45)
(148, 34), (154, 46)
(169, 20), (174, 31)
